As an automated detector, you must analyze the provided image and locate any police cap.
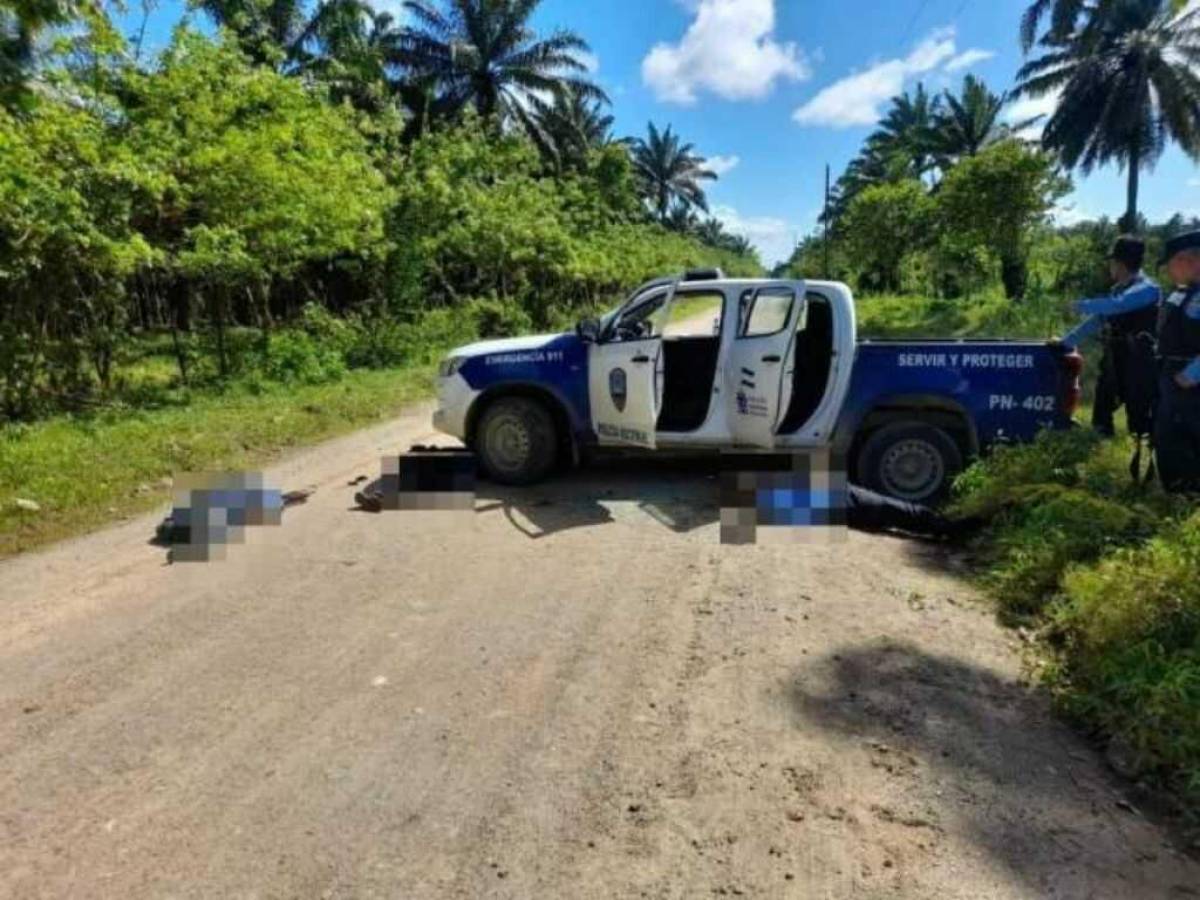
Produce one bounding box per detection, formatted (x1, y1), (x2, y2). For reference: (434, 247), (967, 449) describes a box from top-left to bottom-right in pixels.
(1160, 230), (1200, 265)
(1108, 235), (1145, 269)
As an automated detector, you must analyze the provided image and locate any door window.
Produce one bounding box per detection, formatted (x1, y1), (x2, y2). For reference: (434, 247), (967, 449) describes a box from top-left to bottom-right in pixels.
(612, 290), (669, 341)
(739, 287), (795, 338)
(662, 291), (724, 337)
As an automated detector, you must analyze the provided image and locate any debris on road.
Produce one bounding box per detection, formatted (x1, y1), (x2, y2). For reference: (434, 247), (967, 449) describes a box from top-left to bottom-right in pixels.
(282, 488), (315, 506)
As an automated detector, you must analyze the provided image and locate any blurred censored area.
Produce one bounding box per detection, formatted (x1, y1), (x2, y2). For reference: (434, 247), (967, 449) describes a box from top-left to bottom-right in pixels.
(720, 450), (849, 546)
(165, 473), (284, 562)
(359, 448), (476, 512)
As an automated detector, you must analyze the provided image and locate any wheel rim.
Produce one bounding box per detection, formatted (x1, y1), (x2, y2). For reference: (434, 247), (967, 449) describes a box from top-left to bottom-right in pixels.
(483, 412), (532, 475)
(879, 438), (944, 502)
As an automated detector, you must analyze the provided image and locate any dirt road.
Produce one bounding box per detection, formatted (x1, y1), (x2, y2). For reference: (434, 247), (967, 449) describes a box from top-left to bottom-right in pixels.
(2, 404), (1197, 899)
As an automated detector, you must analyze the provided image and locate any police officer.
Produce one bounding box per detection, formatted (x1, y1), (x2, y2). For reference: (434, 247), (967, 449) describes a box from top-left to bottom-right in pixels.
(1063, 236), (1162, 438)
(1154, 231), (1200, 494)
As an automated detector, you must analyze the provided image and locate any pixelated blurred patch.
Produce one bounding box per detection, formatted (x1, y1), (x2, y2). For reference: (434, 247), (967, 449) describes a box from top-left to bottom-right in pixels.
(354, 447), (476, 512)
(152, 472), (305, 561)
(719, 451), (848, 544)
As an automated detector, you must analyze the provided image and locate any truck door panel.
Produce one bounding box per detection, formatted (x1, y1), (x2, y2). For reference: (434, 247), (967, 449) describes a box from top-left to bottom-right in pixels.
(587, 287), (675, 448)
(725, 282), (805, 449)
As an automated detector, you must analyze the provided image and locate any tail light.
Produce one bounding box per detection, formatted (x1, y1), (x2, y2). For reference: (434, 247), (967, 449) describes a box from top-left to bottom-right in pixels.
(1059, 349), (1084, 417)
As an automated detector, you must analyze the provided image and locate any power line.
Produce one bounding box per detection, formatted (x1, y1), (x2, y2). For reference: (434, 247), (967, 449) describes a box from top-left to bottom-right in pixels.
(900, 0), (936, 47)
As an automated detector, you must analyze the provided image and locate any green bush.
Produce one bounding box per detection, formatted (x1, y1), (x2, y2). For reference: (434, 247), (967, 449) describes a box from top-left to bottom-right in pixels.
(1049, 512), (1200, 800)
(951, 422), (1197, 807)
(466, 296), (535, 339)
(260, 331), (347, 385)
(951, 428), (1104, 518)
(979, 484), (1153, 618)
(297, 303), (356, 357)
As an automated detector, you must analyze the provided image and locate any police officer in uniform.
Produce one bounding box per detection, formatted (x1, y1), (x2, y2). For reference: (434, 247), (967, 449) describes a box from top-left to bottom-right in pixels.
(1063, 236), (1161, 438)
(1155, 231), (1200, 494)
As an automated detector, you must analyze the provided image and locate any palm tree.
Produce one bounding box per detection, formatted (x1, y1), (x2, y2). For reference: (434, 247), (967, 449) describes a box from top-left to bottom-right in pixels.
(826, 84), (942, 221)
(195, 0), (310, 67)
(1015, 0), (1200, 230)
(529, 84), (614, 171)
(294, 2), (405, 113)
(664, 203), (701, 235)
(872, 84), (942, 181)
(696, 218), (728, 247)
(2, 0), (93, 107)
(928, 75), (1038, 165)
(725, 233), (755, 257)
(1016, 0), (1191, 49)
(630, 123), (717, 224)
(397, 0), (605, 128)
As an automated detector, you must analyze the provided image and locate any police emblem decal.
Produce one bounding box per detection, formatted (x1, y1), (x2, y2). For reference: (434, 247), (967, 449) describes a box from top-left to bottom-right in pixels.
(609, 367), (628, 412)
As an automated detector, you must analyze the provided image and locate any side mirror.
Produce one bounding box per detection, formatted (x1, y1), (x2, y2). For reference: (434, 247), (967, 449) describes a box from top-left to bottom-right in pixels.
(576, 317), (602, 343)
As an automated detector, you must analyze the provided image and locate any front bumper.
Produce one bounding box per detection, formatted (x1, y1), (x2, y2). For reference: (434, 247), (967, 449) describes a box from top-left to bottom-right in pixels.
(433, 374), (476, 441)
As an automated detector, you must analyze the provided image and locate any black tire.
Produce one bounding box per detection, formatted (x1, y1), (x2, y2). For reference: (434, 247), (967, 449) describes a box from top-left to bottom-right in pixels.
(856, 421), (963, 504)
(474, 396), (559, 485)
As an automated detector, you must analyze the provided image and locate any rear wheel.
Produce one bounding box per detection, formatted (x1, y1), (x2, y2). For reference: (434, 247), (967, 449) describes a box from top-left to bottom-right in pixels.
(857, 422), (963, 504)
(475, 396), (559, 485)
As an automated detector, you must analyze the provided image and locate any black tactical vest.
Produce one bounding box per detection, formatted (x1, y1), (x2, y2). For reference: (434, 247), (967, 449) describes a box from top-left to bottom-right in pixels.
(1105, 278), (1160, 339)
(1157, 285), (1200, 373)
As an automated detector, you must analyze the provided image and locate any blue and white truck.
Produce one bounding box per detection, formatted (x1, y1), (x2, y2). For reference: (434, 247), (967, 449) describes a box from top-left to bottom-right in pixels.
(433, 270), (1083, 501)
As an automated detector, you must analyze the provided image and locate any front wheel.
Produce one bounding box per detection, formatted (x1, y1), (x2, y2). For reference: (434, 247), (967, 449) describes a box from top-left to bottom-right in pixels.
(857, 422), (963, 504)
(474, 396), (559, 485)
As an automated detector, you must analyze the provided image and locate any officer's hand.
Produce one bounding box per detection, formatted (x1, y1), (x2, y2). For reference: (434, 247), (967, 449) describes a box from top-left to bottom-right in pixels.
(1175, 371), (1199, 390)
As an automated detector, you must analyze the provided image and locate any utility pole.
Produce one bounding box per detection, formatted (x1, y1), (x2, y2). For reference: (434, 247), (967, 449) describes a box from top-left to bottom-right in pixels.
(823, 164), (831, 280)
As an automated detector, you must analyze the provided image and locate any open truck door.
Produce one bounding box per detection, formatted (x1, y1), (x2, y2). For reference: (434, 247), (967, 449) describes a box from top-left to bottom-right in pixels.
(587, 282), (678, 449)
(725, 282), (805, 449)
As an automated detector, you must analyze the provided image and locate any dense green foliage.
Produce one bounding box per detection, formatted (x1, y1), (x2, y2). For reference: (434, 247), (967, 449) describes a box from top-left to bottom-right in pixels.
(949, 427), (1199, 812)
(0, 0), (756, 424)
(784, 140), (1068, 299)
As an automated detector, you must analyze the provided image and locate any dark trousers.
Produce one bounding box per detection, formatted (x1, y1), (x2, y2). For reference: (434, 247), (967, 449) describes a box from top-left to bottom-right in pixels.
(1154, 374), (1200, 494)
(1092, 344), (1124, 437)
(847, 485), (957, 537)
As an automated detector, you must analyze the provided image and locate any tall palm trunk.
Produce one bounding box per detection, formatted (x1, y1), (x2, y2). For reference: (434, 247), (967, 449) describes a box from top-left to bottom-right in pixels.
(1122, 145), (1140, 232)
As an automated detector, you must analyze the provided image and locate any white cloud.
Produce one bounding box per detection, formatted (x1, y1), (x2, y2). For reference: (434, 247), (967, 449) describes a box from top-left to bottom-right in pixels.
(792, 27), (961, 128)
(576, 51), (600, 75)
(642, 0), (810, 105)
(1052, 203), (1092, 227)
(1004, 88), (1060, 139)
(713, 204), (797, 267)
(944, 48), (995, 73)
(1188, 177), (1200, 188)
(706, 155), (741, 177)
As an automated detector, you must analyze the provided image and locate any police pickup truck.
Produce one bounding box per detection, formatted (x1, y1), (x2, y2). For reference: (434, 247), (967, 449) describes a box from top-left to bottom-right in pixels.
(433, 270), (1082, 502)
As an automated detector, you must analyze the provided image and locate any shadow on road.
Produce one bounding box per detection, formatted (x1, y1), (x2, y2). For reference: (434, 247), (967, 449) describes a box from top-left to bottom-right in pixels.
(787, 639), (1198, 894)
(473, 455), (723, 538)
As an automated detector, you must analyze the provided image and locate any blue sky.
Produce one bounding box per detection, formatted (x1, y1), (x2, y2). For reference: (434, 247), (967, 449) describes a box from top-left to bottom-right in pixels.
(121, 0), (1200, 266)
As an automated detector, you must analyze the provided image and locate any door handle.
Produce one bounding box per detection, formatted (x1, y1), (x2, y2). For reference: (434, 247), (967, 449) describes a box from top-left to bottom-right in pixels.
(762, 354), (782, 363)
(631, 355), (651, 363)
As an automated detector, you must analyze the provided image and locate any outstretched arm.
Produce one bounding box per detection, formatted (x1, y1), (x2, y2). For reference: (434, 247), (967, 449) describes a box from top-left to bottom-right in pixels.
(1074, 281), (1160, 317)
(1061, 315), (1102, 349)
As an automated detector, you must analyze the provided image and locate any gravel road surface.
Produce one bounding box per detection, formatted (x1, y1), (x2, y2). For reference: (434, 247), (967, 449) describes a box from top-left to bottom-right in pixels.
(2, 404), (1197, 898)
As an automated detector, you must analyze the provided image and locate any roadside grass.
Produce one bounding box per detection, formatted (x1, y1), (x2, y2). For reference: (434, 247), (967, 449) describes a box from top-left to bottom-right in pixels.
(0, 299), (508, 556)
(856, 290), (1071, 340)
(949, 430), (1199, 815)
(0, 364), (434, 557)
(854, 291), (1200, 819)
